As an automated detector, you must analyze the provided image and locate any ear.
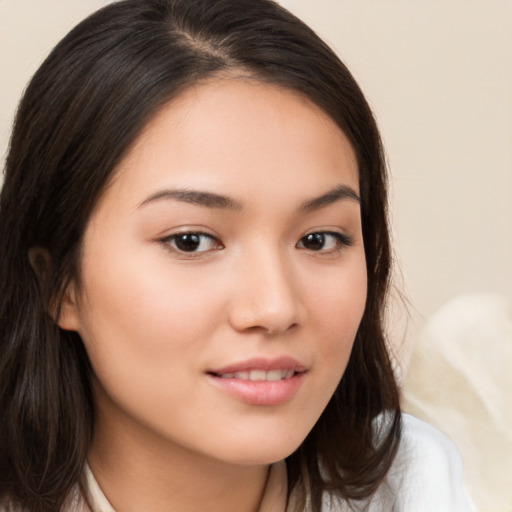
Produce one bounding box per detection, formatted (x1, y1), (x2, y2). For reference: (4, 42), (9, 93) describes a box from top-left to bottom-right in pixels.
(28, 247), (81, 332)
(56, 280), (81, 332)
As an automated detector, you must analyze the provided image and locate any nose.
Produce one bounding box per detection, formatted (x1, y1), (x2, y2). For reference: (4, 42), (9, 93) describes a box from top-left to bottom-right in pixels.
(228, 247), (305, 335)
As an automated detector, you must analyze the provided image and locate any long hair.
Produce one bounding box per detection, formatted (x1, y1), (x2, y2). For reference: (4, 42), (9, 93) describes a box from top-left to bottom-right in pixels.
(0, 1), (401, 510)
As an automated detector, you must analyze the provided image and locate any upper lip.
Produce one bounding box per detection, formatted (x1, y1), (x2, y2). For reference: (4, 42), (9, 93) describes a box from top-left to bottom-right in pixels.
(209, 356), (307, 376)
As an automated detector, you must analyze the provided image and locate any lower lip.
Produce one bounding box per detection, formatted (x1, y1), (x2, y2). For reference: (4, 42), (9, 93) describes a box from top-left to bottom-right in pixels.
(207, 373), (305, 406)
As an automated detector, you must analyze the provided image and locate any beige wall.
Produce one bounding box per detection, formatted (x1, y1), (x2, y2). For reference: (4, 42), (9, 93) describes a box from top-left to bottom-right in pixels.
(1, 0), (511, 347)
(280, 0), (512, 357)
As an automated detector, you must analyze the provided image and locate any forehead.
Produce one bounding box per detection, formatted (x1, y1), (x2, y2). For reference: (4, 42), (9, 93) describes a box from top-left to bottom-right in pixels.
(101, 78), (359, 211)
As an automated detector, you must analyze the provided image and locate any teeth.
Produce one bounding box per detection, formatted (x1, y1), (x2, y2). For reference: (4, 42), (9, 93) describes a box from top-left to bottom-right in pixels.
(266, 369), (284, 381)
(249, 370), (266, 381)
(219, 369), (295, 381)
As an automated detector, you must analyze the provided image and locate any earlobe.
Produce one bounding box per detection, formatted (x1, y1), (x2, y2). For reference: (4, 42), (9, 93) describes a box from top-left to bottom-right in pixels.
(28, 246), (81, 332)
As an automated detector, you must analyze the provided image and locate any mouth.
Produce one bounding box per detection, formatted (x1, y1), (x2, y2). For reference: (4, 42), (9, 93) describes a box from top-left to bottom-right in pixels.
(206, 357), (307, 406)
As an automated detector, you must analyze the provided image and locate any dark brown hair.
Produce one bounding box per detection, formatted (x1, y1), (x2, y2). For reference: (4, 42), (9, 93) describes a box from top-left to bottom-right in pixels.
(0, 1), (401, 510)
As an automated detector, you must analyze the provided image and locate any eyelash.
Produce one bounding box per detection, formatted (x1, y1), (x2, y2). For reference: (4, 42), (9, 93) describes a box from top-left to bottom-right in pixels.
(159, 230), (353, 257)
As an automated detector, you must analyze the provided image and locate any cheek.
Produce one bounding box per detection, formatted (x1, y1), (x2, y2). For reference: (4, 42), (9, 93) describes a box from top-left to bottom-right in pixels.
(75, 248), (227, 378)
(307, 257), (367, 341)
(74, 257), (228, 432)
(300, 251), (367, 390)
(279, 255), (368, 447)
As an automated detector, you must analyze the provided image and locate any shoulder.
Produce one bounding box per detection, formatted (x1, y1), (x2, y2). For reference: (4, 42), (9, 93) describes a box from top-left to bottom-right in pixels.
(377, 413), (471, 512)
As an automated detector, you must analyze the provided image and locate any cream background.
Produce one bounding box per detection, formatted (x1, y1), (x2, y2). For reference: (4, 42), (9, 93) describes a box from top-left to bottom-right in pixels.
(1, 1), (511, 510)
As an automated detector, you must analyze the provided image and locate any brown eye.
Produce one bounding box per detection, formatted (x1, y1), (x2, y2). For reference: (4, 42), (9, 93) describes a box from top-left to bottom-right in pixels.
(174, 234), (201, 251)
(297, 232), (353, 252)
(301, 233), (326, 251)
(164, 232), (221, 253)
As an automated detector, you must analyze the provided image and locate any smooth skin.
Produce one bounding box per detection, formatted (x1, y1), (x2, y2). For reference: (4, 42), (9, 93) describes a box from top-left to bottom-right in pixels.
(58, 78), (367, 512)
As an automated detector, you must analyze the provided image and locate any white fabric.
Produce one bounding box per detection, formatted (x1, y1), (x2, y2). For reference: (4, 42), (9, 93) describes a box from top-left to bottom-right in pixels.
(402, 293), (512, 511)
(83, 464), (115, 512)
(373, 413), (469, 511)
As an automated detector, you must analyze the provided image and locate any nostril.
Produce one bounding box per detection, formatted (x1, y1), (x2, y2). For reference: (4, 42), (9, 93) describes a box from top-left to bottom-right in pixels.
(265, 322), (299, 336)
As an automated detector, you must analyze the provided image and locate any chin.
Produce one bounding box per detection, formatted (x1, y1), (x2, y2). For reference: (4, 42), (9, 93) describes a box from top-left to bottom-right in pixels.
(208, 430), (308, 467)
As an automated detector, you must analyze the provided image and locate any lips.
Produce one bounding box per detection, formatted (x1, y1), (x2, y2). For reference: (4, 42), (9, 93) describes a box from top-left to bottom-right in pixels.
(207, 357), (306, 406)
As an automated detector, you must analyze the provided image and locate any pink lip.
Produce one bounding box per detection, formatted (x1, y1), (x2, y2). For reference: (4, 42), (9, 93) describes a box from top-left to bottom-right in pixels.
(207, 356), (307, 406)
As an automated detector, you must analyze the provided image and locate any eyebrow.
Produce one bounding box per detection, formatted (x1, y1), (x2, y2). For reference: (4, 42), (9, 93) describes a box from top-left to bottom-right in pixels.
(139, 184), (360, 212)
(139, 189), (243, 210)
(299, 185), (360, 212)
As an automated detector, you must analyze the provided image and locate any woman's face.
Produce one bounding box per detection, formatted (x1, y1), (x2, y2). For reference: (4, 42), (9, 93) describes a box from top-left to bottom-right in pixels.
(60, 79), (367, 466)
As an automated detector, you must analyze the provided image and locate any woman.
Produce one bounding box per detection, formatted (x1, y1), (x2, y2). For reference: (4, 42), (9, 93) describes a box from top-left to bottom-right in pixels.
(0, 1), (469, 511)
